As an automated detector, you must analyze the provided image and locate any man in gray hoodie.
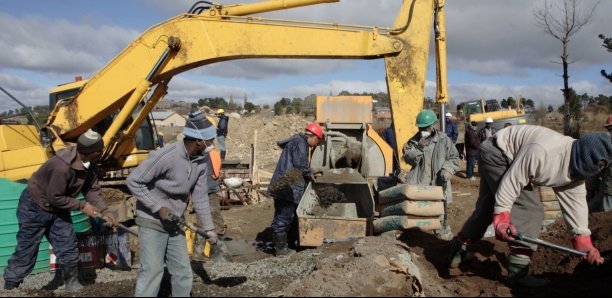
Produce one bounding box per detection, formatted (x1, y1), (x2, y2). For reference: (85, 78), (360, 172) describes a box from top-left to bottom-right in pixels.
(448, 125), (610, 287)
(128, 111), (218, 297)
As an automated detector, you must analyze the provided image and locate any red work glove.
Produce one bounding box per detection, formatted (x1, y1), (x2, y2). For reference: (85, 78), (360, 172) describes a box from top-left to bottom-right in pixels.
(493, 211), (516, 242)
(572, 235), (604, 265)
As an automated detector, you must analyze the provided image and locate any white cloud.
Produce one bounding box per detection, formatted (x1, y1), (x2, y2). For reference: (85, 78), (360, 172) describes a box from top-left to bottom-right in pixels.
(0, 72), (48, 110)
(165, 76), (249, 102)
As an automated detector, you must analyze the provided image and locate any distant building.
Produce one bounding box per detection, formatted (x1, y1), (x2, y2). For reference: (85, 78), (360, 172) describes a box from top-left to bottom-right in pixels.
(151, 111), (186, 127)
(373, 106), (391, 120)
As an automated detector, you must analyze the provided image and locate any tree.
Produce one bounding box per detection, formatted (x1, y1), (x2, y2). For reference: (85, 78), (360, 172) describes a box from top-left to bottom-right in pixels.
(534, 0), (599, 136)
(244, 102), (256, 113)
(599, 34), (612, 83)
(547, 105), (554, 113)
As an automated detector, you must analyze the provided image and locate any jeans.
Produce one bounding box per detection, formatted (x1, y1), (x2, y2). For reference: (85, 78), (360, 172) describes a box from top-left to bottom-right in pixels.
(135, 226), (192, 297)
(4, 189), (79, 283)
(466, 155), (477, 178)
(217, 136), (226, 152)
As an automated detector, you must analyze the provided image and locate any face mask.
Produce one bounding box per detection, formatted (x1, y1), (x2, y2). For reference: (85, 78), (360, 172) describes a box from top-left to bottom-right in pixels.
(82, 161), (91, 169)
(204, 143), (215, 154)
(420, 131), (431, 138)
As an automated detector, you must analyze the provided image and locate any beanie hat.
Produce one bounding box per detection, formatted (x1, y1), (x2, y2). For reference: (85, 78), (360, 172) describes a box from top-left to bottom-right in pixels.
(570, 132), (612, 179)
(77, 129), (104, 154)
(183, 110), (217, 140)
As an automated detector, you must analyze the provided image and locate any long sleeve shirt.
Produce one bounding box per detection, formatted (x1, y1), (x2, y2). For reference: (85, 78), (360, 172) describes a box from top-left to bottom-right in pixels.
(127, 141), (214, 231)
(27, 146), (107, 212)
(492, 125), (590, 235)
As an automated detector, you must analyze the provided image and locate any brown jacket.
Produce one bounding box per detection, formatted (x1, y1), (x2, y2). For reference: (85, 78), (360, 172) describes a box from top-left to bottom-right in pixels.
(27, 146), (108, 213)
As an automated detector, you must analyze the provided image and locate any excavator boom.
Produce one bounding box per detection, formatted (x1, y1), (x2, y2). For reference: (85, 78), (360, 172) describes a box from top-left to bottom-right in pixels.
(1, 0), (446, 180)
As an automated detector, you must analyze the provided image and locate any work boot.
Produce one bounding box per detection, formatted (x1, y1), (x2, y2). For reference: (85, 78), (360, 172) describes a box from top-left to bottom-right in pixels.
(273, 232), (295, 257)
(505, 254), (550, 288)
(4, 281), (20, 290)
(448, 236), (473, 268)
(60, 265), (83, 292)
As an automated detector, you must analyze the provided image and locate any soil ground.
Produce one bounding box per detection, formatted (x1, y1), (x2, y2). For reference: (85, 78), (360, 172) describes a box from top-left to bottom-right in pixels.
(1, 112), (611, 297)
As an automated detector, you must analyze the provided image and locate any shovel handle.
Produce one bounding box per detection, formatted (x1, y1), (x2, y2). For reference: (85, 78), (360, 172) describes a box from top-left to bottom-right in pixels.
(514, 233), (586, 257)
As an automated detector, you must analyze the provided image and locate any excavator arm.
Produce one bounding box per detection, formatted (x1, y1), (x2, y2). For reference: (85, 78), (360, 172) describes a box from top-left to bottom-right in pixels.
(2, 0), (446, 180)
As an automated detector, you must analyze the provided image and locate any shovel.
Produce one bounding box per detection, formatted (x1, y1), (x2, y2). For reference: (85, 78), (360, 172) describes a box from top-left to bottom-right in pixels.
(168, 213), (231, 260)
(511, 231), (586, 257)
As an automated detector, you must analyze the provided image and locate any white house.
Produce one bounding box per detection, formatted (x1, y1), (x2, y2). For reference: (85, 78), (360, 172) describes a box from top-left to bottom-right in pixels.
(151, 111), (186, 127)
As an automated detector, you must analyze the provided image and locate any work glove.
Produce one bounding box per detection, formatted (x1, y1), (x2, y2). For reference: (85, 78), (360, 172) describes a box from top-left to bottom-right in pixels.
(81, 202), (100, 218)
(572, 235), (604, 265)
(205, 230), (219, 245)
(417, 138), (428, 150)
(492, 211), (516, 242)
(441, 169), (453, 182)
(158, 207), (180, 235)
(101, 210), (117, 229)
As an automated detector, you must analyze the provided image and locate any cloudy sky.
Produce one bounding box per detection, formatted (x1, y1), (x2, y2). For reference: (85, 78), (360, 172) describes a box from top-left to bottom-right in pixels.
(0, 0), (610, 112)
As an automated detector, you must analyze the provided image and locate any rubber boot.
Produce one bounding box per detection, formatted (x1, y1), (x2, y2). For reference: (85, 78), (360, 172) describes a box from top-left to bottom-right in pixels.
(220, 151), (226, 160)
(505, 254), (550, 288)
(4, 281), (20, 290)
(60, 265), (83, 292)
(273, 232), (294, 257)
(448, 236), (473, 268)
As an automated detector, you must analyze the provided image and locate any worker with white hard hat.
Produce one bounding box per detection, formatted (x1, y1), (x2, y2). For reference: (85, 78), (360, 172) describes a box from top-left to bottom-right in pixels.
(444, 112), (458, 144)
(478, 117), (496, 142)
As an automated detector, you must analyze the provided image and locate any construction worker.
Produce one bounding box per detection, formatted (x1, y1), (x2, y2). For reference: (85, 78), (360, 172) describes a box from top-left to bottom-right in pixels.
(268, 122), (324, 256)
(403, 109), (460, 240)
(445, 112), (458, 144)
(478, 117), (496, 142)
(586, 115), (612, 212)
(3, 129), (117, 291)
(464, 121), (480, 180)
(448, 125), (610, 287)
(127, 110), (218, 297)
(216, 108), (229, 160)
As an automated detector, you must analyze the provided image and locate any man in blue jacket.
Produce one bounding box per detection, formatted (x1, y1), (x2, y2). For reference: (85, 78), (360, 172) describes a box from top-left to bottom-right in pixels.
(445, 112), (458, 144)
(268, 122), (324, 256)
(216, 109), (229, 160)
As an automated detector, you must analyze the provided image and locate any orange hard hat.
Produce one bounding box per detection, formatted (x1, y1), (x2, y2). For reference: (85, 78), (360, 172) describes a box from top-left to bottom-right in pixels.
(305, 122), (324, 140)
(605, 115), (612, 128)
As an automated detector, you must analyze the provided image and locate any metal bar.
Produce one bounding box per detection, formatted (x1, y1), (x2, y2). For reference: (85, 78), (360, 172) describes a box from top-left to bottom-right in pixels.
(515, 233), (586, 257)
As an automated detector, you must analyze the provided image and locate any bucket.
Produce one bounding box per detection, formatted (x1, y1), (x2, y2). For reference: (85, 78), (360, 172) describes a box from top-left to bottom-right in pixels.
(71, 194), (92, 233)
(0, 179), (50, 276)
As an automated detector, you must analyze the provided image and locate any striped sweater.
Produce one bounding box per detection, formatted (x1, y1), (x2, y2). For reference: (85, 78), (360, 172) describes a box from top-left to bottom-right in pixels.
(127, 141), (214, 232)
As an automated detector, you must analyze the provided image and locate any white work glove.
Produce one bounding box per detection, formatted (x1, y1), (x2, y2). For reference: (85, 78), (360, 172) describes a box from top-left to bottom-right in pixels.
(205, 230), (219, 244)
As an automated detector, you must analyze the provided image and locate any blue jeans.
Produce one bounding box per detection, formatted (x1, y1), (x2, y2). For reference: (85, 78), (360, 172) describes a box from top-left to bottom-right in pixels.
(466, 155), (477, 178)
(135, 226), (192, 297)
(4, 190), (79, 283)
(217, 136), (226, 152)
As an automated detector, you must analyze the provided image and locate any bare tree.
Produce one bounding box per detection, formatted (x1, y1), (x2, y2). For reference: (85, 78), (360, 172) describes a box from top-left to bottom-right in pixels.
(533, 0), (599, 137)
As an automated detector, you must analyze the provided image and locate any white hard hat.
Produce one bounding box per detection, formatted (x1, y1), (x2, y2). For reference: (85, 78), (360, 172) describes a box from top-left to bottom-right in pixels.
(445, 112), (452, 118)
(485, 117), (494, 123)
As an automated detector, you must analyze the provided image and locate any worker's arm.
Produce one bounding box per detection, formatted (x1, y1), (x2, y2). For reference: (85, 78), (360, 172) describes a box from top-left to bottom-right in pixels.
(494, 144), (545, 214)
(126, 150), (169, 214)
(441, 138), (460, 175)
(82, 171), (109, 212)
(291, 139), (312, 178)
(554, 181), (591, 235)
(403, 137), (424, 167)
(191, 165), (215, 232)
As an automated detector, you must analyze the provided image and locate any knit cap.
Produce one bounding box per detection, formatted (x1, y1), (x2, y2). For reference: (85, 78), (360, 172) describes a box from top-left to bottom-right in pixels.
(183, 110), (217, 140)
(570, 132), (612, 179)
(77, 129), (104, 154)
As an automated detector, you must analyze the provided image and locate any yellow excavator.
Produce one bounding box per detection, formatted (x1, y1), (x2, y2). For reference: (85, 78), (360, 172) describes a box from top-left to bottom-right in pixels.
(0, 0), (449, 183)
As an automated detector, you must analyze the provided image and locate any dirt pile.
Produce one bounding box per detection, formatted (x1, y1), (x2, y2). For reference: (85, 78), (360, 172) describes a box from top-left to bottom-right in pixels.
(224, 112), (312, 169)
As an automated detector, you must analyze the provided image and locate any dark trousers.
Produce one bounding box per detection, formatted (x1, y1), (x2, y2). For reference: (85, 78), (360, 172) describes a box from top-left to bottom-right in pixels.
(466, 155), (477, 178)
(271, 199), (298, 234)
(3, 190), (79, 283)
(459, 139), (543, 252)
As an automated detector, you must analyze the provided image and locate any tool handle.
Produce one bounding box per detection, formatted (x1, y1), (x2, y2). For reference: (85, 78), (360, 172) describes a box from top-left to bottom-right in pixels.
(95, 215), (138, 237)
(514, 233), (586, 257)
(167, 213), (210, 239)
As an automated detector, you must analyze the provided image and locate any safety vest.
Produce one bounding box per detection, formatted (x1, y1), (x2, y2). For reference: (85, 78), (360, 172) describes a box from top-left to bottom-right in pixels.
(209, 149), (222, 180)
